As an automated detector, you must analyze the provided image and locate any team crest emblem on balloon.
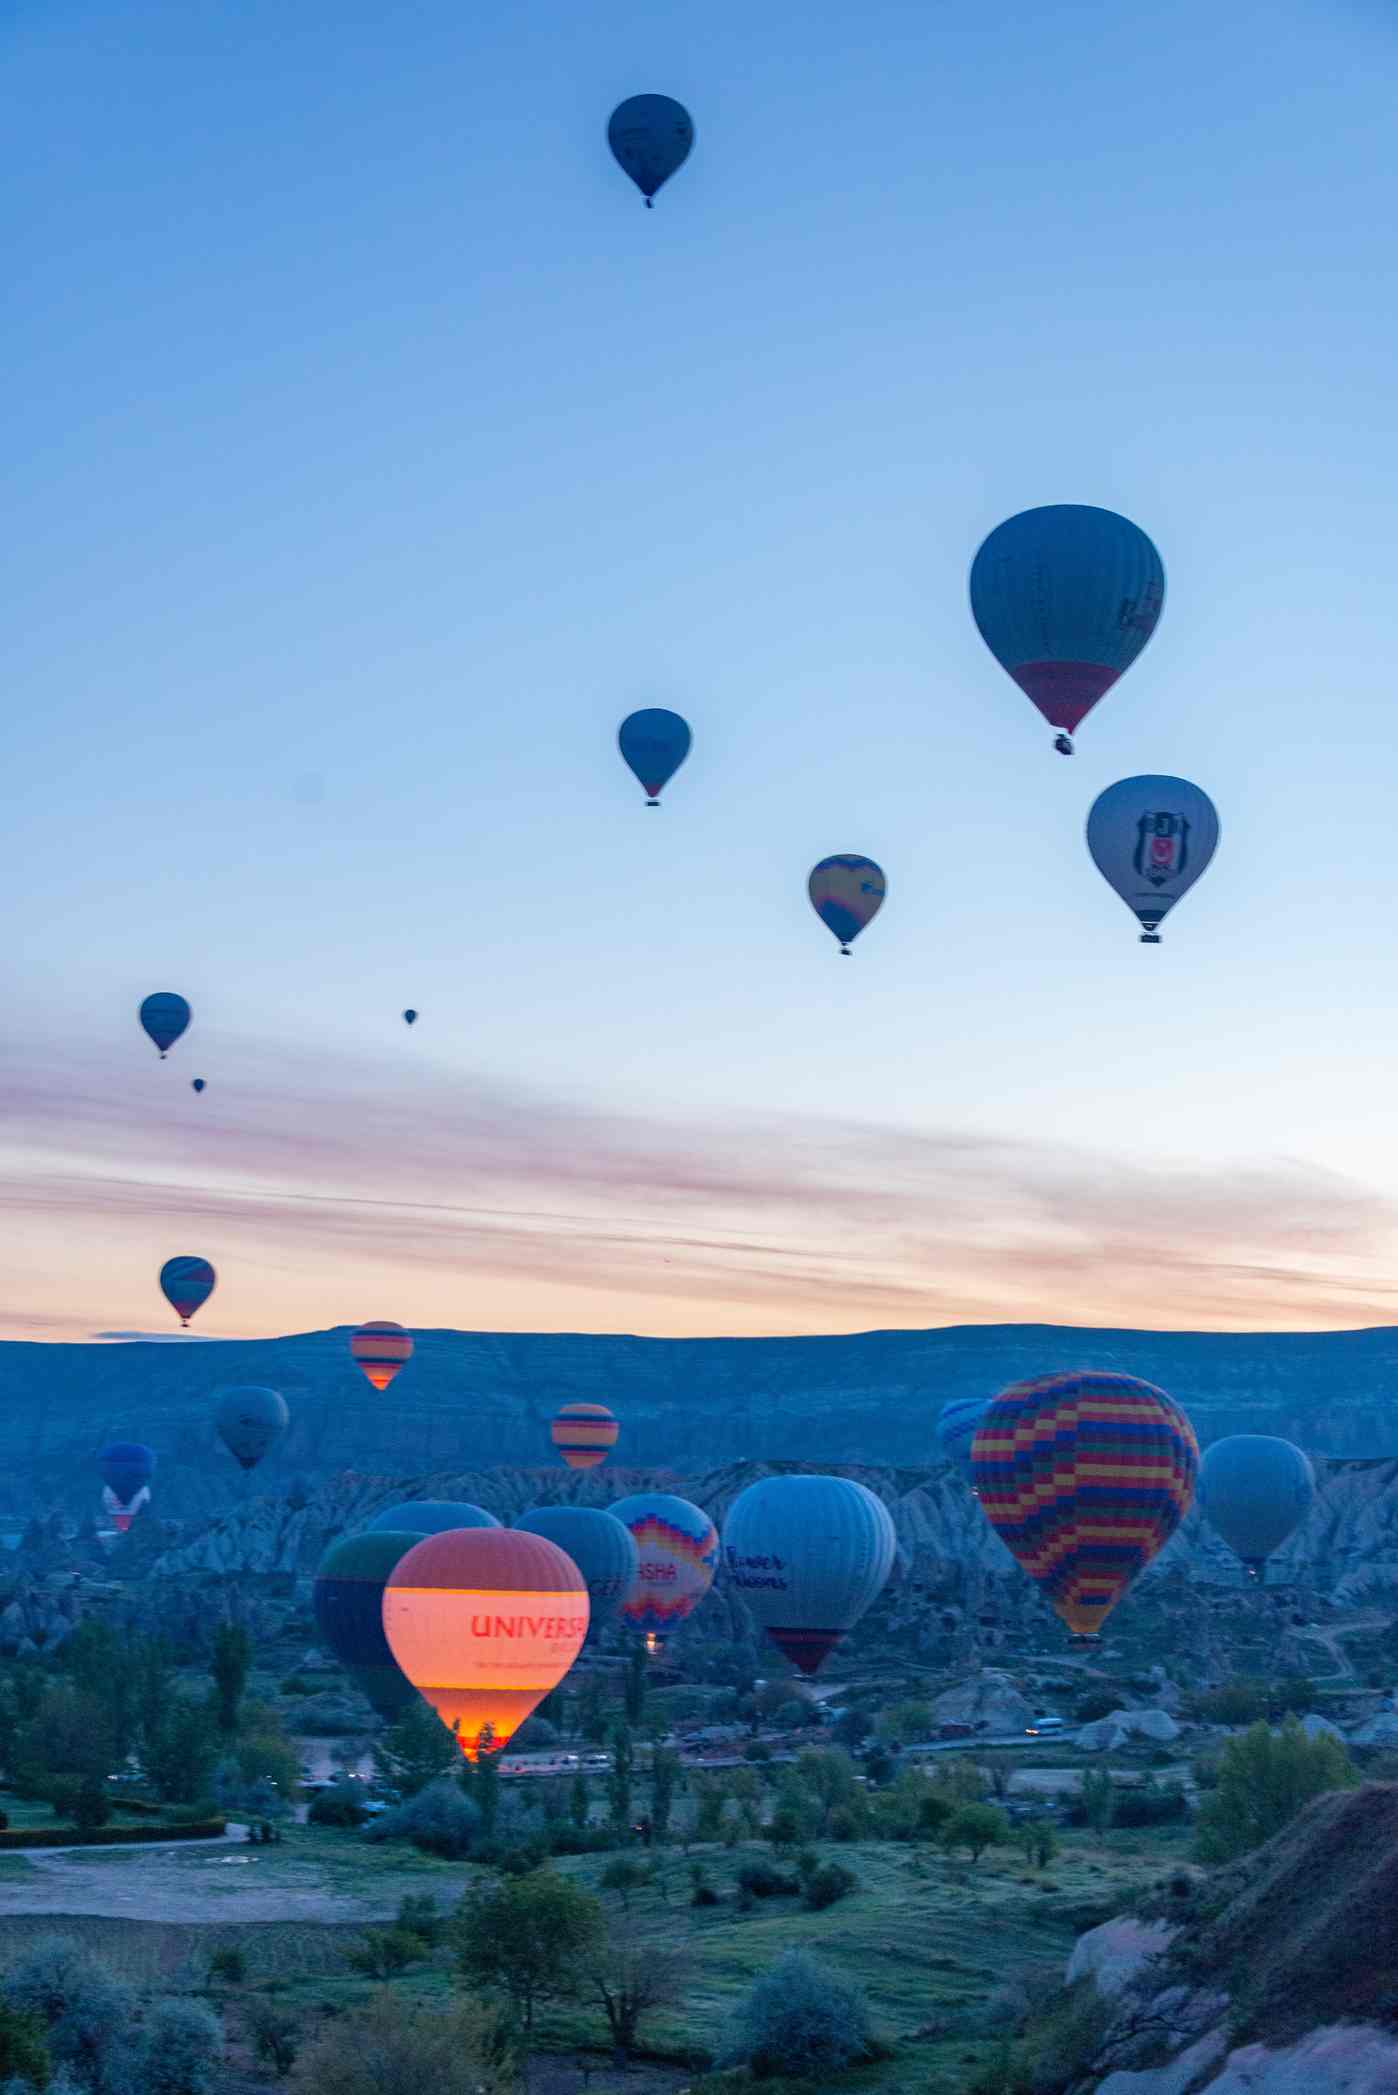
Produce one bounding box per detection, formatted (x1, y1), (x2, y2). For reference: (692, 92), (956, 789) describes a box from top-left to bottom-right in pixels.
(1134, 812), (1190, 887)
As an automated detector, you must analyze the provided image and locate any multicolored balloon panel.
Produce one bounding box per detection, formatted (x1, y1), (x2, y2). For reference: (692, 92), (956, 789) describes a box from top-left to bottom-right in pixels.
(382, 1527), (589, 1759)
(350, 1321), (413, 1392)
(608, 1491), (719, 1635)
(807, 855), (887, 953)
(550, 1402), (620, 1470)
(971, 1370), (1198, 1637)
(159, 1256), (215, 1326)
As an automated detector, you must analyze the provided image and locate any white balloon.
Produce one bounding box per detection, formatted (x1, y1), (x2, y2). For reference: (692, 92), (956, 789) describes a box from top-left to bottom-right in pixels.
(1086, 775), (1219, 943)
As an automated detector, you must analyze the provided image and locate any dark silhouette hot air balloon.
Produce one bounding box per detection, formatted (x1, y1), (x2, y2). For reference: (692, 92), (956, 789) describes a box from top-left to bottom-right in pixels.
(368, 1501), (500, 1537)
(808, 856), (886, 954)
(191, 1078), (206, 1094)
(607, 95), (694, 207)
(1087, 776), (1220, 944)
(1198, 1435), (1316, 1583)
(313, 1531), (421, 1717)
(139, 992), (190, 1058)
(100, 1442), (154, 1533)
(608, 1491), (718, 1638)
(550, 1402), (620, 1470)
(970, 505), (1165, 754)
(515, 1506), (638, 1626)
(402, 1010), (418, 1026)
(971, 1370), (1197, 1638)
(215, 1386), (289, 1471)
(618, 710), (691, 805)
(383, 1527), (589, 1758)
(937, 1398), (991, 1487)
(159, 1256), (215, 1327)
(349, 1321), (413, 1391)
(722, 1475), (896, 1674)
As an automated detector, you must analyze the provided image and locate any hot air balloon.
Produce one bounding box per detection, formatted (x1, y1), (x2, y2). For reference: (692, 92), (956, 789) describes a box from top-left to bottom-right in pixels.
(515, 1506), (639, 1625)
(607, 95), (694, 207)
(1198, 1436), (1316, 1583)
(970, 505), (1165, 754)
(215, 1386), (289, 1472)
(191, 1078), (206, 1094)
(382, 1527), (589, 1759)
(550, 1402), (620, 1470)
(808, 856), (886, 955)
(403, 1010), (418, 1026)
(937, 1398), (991, 1486)
(159, 1256), (215, 1327)
(139, 992), (190, 1058)
(350, 1321), (413, 1391)
(100, 1442), (154, 1533)
(722, 1476), (896, 1674)
(1086, 776), (1220, 944)
(617, 709), (691, 806)
(608, 1491), (718, 1637)
(313, 1531), (421, 1717)
(368, 1500), (501, 1536)
(971, 1370), (1198, 1638)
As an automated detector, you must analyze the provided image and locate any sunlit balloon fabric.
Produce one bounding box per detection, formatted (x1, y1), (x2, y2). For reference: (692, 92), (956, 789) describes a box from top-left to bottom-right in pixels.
(722, 1475), (896, 1675)
(1198, 1435), (1315, 1582)
(368, 1500), (501, 1536)
(1086, 775), (1220, 943)
(215, 1386), (289, 1472)
(550, 1402), (620, 1470)
(515, 1506), (638, 1625)
(970, 505), (1164, 746)
(350, 1321), (413, 1392)
(607, 95), (694, 206)
(618, 709), (691, 805)
(937, 1398), (991, 1486)
(807, 855), (886, 954)
(382, 1527), (589, 1759)
(971, 1370), (1198, 1638)
(313, 1530), (421, 1718)
(159, 1256), (215, 1327)
(609, 1491), (719, 1635)
(139, 992), (190, 1058)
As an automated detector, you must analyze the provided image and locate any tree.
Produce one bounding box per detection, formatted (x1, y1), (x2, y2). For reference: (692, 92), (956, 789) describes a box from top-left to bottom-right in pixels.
(577, 1672), (610, 1746)
(793, 1746), (864, 1834)
(210, 1623), (253, 1735)
(1019, 1818), (1059, 1870)
(73, 1776), (111, 1833)
(12, 1683), (116, 1792)
(624, 1645), (647, 1727)
(455, 1870), (604, 2035)
(1195, 1717), (1357, 1863)
(144, 1695), (217, 1807)
(0, 2002), (50, 2090)
(720, 1948), (873, 2080)
(60, 1622), (139, 1761)
(374, 1699), (459, 1798)
(832, 1705), (872, 1750)
(291, 1990), (518, 2095)
(365, 1778), (479, 1859)
(650, 1746), (679, 1844)
(1078, 1767), (1116, 1837)
(142, 1998), (222, 2095)
(569, 1772), (589, 1831)
(942, 1803), (1008, 1862)
(462, 1726), (500, 1844)
(607, 1723), (634, 1844)
(588, 1885), (688, 2067)
(875, 1699), (933, 1749)
(4, 1934), (136, 2095)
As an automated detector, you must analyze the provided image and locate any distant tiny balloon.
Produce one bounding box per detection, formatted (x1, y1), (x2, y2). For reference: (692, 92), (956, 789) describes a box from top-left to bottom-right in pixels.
(140, 993), (190, 1059)
(550, 1402), (620, 1470)
(350, 1321), (413, 1392)
(808, 855), (886, 954)
(191, 1078), (206, 1094)
(403, 1010), (418, 1026)
(607, 95), (694, 207)
(618, 709), (691, 805)
(159, 1256), (215, 1327)
(1087, 776), (1220, 944)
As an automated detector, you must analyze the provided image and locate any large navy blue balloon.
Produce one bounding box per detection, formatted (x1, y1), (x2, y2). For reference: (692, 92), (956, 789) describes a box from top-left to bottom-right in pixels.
(607, 95), (694, 206)
(618, 709), (691, 805)
(313, 1531), (420, 1717)
(514, 1506), (638, 1624)
(367, 1499), (500, 1536)
(139, 992), (190, 1058)
(100, 1441), (154, 1505)
(1198, 1435), (1316, 1582)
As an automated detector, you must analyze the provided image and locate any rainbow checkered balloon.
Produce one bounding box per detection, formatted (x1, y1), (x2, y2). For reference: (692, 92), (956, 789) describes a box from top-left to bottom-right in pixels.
(971, 1370), (1198, 1638)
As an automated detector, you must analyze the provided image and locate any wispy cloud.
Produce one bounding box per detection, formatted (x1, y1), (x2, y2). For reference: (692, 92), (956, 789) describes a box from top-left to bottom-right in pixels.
(2, 1036), (1397, 1340)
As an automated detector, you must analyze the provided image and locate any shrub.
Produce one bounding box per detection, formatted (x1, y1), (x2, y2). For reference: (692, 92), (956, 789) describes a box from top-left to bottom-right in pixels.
(1112, 1779), (1188, 1828)
(0, 2001), (51, 2090)
(308, 1783), (368, 1828)
(736, 1860), (799, 1899)
(1195, 1717), (1357, 1863)
(3, 1935), (136, 2095)
(364, 1778), (479, 1859)
(1074, 1689), (1119, 1724)
(721, 1947), (875, 2079)
(290, 1990), (517, 2095)
(206, 1947), (246, 1985)
(141, 1999), (222, 2095)
(244, 1995), (299, 2074)
(942, 1803), (1009, 1861)
(347, 1929), (420, 1980)
(803, 1860), (857, 1910)
(279, 1675), (311, 1695)
(689, 1863), (718, 1907)
(395, 1894), (444, 1949)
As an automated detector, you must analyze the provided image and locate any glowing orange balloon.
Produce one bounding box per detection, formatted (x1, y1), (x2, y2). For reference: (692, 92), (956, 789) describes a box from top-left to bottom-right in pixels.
(350, 1320), (413, 1392)
(382, 1528), (589, 1760)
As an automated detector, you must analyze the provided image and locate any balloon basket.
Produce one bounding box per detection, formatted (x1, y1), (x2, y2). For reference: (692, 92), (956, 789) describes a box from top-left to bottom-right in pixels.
(1139, 933), (1162, 945)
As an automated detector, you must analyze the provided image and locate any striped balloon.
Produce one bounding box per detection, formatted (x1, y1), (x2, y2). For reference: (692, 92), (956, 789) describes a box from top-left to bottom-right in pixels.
(971, 1370), (1198, 1638)
(550, 1402), (620, 1470)
(159, 1256), (215, 1327)
(350, 1320), (413, 1392)
(807, 855), (886, 954)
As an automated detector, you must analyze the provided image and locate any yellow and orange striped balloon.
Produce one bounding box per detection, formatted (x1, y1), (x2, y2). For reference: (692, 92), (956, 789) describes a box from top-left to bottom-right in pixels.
(550, 1401), (620, 1470)
(350, 1320), (413, 1393)
(382, 1527), (589, 1760)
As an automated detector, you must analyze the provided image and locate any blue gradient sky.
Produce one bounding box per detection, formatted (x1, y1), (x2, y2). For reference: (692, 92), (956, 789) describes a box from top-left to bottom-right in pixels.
(5, 0), (1398, 1340)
